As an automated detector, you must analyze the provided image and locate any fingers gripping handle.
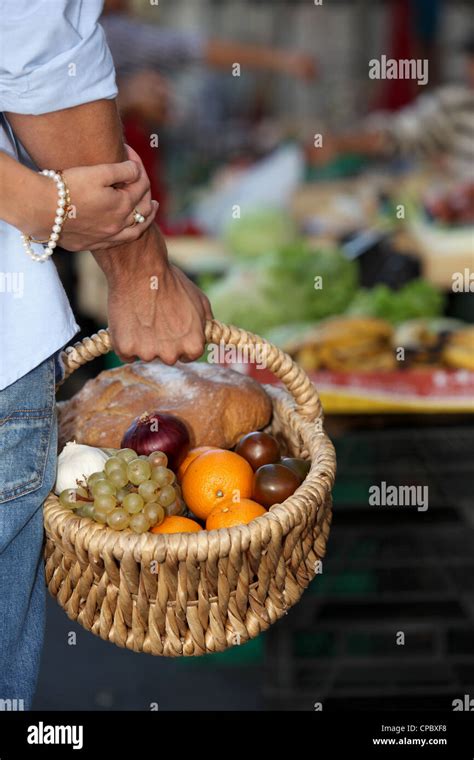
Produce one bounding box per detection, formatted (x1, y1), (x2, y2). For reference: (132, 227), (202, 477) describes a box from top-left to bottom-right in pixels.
(59, 320), (322, 422)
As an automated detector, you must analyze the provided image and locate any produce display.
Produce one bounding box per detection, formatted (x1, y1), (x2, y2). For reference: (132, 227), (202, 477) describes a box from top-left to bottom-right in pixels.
(346, 279), (445, 324)
(58, 360), (272, 452)
(224, 209), (298, 260)
(272, 316), (474, 372)
(290, 317), (395, 372)
(442, 326), (474, 371)
(55, 425), (310, 535)
(382, 176), (474, 289)
(204, 242), (358, 334)
(205, 221), (447, 339)
(424, 181), (474, 226)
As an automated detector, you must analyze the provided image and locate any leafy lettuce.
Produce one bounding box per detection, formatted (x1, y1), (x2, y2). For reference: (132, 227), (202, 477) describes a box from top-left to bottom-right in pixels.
(346, 279), (445, 323)
(205, 242), (359, 334)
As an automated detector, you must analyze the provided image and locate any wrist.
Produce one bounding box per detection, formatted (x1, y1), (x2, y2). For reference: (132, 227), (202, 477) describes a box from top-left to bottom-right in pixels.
(1, 163), (56, 236)
(94, 224), (170, 285)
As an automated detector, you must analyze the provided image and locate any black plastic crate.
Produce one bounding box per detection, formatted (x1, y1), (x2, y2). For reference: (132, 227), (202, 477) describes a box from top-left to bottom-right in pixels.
(264, 424), (474, 709)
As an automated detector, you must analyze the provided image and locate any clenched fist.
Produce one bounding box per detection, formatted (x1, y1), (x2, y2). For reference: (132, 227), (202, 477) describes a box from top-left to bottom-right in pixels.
(96, 224), (213, 365)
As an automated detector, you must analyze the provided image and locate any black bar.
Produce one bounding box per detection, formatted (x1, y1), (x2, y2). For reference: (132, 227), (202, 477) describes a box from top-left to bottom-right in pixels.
(0, 709), (472, 758)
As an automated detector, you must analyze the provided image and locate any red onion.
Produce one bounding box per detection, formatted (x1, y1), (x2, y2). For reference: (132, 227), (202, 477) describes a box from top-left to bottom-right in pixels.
(121, 411), (190, 472)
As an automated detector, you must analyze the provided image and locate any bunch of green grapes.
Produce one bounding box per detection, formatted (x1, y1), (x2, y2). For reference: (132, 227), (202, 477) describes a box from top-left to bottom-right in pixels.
(58, 449), (185, 533)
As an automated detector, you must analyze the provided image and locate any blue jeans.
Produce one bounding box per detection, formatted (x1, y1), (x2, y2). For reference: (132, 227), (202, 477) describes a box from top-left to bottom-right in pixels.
(0, 355), (59, 710)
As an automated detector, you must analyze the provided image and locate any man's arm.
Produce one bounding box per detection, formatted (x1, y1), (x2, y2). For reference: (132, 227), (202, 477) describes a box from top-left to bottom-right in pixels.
(6, 100), (161, 272)
(2, 0), (210, 364)
(102, 14), (315, 81)
(7, 100), (125, 167)
(7, 100), (166, 293)
(205, 41), (316, 80)
(7, 100), (211, 364)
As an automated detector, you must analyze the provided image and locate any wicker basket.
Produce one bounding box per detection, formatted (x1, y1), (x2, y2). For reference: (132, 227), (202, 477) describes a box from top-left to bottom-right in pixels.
(44, 320), (336, 656)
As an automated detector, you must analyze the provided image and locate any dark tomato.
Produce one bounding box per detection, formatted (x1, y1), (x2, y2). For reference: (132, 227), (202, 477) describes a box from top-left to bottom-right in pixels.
(280, 457), (311, 483)
(253, 463), (300, 509)
(235, 432), (280, 472)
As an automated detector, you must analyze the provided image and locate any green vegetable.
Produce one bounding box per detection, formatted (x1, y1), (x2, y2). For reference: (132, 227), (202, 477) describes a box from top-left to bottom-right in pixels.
(224, 209), (298, 259)
(204, 264), (283, 334)
(263, 242), (359, 322)
(205, 241), (358, 334)
(346, 279), (445, 323)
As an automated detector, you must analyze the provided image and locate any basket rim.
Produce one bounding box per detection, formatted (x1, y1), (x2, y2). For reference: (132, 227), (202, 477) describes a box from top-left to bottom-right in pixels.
(45, 389), (336, 556)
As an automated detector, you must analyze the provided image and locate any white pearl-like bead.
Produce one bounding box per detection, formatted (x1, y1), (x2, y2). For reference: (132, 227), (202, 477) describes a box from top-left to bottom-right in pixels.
(23, 168), (69, 262)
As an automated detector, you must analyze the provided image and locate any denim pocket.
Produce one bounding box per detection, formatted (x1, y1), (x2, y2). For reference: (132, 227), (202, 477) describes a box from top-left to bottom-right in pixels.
(0, 356), (55, 504)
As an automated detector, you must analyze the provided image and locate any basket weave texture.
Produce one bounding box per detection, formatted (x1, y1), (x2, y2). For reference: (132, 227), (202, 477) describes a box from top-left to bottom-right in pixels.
(44, 320), (336, 656)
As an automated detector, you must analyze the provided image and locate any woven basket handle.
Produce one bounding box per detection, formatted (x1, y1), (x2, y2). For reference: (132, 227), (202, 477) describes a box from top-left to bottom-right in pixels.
(59, 319), (321, 422)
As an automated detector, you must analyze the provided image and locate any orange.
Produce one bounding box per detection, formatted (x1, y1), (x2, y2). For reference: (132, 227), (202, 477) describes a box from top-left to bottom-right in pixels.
(151, 516), (203, 534)
(182, 449), (254, 520)
(206, 499), (267, 530)
(177, 446), (216, 482)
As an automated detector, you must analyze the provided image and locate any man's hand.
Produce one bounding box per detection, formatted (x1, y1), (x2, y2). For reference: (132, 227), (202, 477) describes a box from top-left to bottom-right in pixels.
(6, 100), (213, 364)
(95, 224), (213, 364)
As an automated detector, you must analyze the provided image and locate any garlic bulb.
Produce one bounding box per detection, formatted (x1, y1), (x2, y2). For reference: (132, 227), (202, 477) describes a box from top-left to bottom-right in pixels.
(54, 441), (109, 494)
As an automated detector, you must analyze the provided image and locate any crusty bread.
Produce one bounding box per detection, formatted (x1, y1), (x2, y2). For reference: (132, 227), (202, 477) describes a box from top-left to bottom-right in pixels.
(58, 361), (272, 452)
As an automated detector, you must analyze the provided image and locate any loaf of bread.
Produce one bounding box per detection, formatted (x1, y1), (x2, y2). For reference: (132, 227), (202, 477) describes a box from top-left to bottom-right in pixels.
(58, 361), (272, 451)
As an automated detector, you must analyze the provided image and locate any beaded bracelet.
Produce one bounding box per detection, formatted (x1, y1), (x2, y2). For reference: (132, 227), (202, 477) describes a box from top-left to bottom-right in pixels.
(21, 169), (72, 263)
